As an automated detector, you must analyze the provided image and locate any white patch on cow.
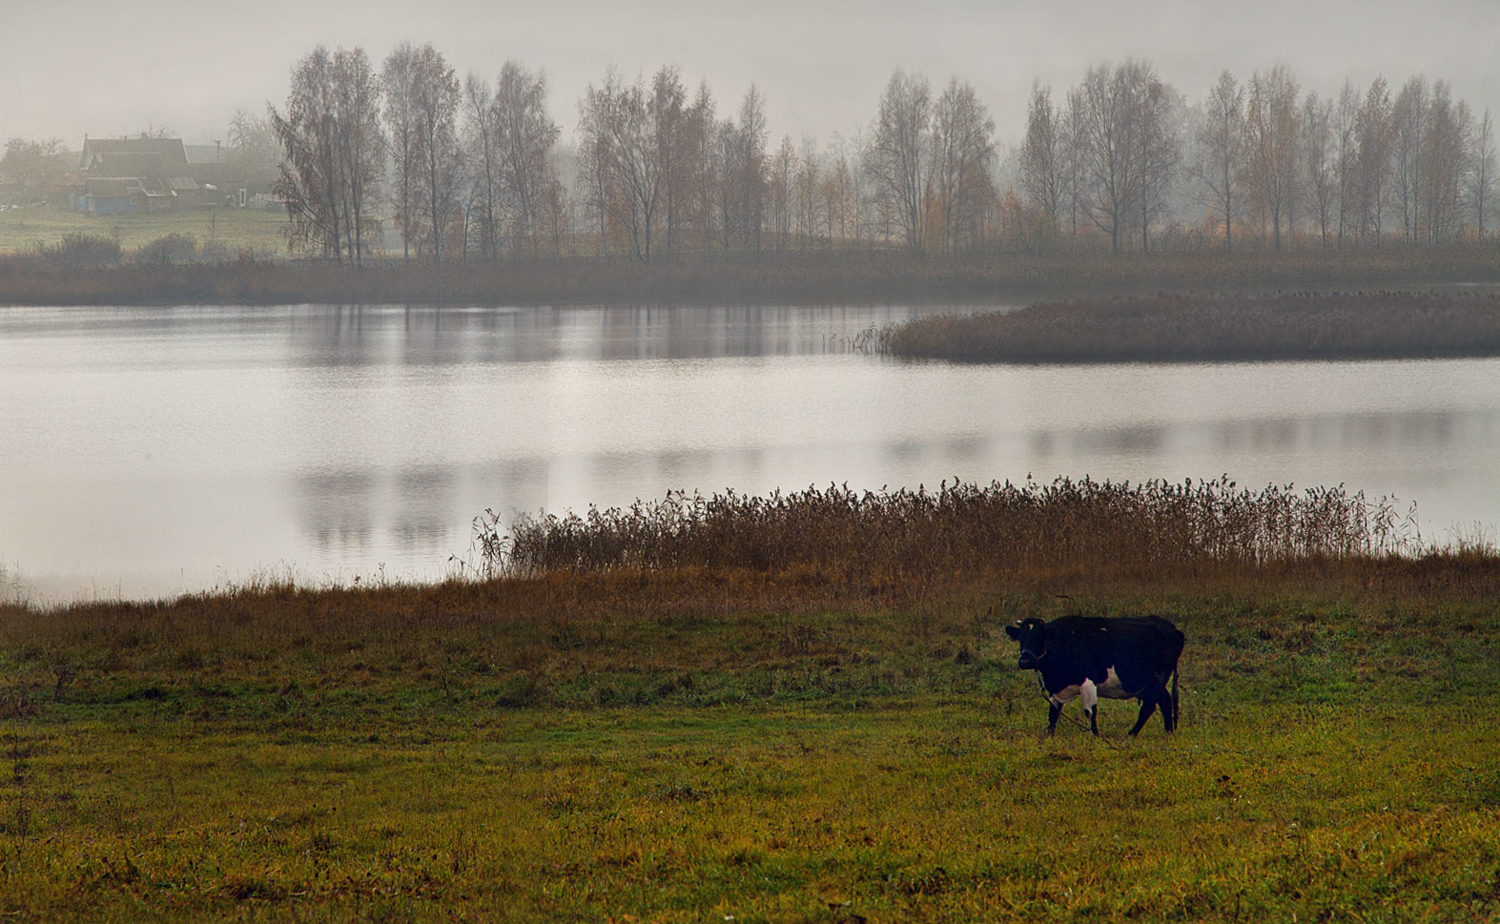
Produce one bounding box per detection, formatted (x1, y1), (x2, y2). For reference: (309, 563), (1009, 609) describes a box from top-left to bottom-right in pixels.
(1079, 678), (1098, 712)
(1048, 684), (1082, 706)
(1096, 666), (1128, 699)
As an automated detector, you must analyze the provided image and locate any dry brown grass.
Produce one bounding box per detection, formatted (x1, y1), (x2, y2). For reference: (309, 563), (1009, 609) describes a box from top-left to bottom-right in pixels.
(489, 478), (1423, 588)
(880, 292), (1500, 363)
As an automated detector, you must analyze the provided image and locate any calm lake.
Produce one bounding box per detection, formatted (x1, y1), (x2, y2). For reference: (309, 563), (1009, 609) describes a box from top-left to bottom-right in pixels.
(3, 303), (1498, 603)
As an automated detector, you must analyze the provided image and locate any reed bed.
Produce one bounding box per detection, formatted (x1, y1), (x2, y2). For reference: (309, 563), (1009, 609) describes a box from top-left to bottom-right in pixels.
(489, 477), (1420, 585)
(2, 247), (1499, 308)
(879, 292), (1500, 363)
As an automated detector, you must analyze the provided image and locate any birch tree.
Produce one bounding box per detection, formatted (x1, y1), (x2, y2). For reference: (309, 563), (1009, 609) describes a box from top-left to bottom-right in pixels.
(1190, 70), (1243, 250)
(1019, 82), (1065, 230)
(1245, 65), (1301, 250)
(1471, 108), (1496, 239)
(272, 45), (385, 265)
(867, 70), (932, 254)
(493, 61), (560, 257)
(931, 77), (995, 253)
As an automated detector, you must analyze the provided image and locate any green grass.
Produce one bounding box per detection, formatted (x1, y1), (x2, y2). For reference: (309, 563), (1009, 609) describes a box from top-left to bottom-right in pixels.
(2, 567), (1499, 921)
(0, 204), (287, 257)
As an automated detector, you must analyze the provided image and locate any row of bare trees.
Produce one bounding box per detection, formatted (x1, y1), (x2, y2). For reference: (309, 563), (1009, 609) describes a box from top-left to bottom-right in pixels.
(268, 43), (1499, 263)
(272, 43), (563, 264)
(1020, 62), (1498, 253)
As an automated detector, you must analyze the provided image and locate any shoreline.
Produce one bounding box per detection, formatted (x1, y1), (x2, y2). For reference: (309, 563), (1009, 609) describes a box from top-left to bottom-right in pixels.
(4, 248), (1500, 308)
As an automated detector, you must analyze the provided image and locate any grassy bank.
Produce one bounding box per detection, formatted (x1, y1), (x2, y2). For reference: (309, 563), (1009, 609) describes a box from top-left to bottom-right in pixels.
(2, 479), (1498, 920)
(3, 247), (1500, 307)
(0, 205), (287, 259)
(877, 291), (1500, 364)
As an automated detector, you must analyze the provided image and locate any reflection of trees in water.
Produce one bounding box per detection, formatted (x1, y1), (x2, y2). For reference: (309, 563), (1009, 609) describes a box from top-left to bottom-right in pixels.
(1023, 409), (1488, 459)
(278, 303), (970, 369)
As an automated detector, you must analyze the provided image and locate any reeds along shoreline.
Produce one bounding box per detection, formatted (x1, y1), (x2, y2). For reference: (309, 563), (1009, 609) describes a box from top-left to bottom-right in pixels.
(2, 246), (1500, 307)
(878, 292), (1500, 363)
(485, 477), (1438, 586)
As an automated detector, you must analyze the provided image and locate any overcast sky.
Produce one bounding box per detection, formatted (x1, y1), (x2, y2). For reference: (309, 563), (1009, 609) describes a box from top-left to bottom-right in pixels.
(5, 0), (1499, 151)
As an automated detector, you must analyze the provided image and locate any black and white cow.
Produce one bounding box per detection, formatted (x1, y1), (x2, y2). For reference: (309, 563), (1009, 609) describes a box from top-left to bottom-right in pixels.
(1005, 615), (1184, 736)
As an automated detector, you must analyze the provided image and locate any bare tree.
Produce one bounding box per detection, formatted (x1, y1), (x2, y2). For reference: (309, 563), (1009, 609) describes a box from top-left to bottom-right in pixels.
(1063, 89), (1086, 241)
(932, 77), (996, 253)
(1019, 82), (1066, 231)
(1357, 77), (1393, 245)
(1418, 82), (1470, 244)
(272, 45), (385, 265)
(463, 73), (500, 259)
(1302, 92), (1336, 247)
(649, 66), (691, 255)
(1131, 63), (1181, 253)
(410, 45), (461, 262)
(867, 70), (932, 254)
(576, 72), (619, 256)
(1073, 60), (1170, 254)
(1390, 76), (1429, 242)
(1245, 65), (1301, 250)
(226, 110), (279, 195)
(795, 138), (824, 249)
(381, 43), (419, 261)
(577, 69), (674, 261)
(683, 82), (717, 251)
(1471, 107), (1496, 239)
(769, 134), (795, 252)
(734, 86), (768, 252)
(493, 61), (560, 257)
(1333, 81), (1360, 247)
(1190, 70), (1243, 250)
(822, 134), (856, 247)
(0, 137), (66, 206)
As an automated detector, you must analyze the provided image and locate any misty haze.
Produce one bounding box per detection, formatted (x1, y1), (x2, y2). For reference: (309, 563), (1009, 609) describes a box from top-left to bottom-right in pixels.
(3, 4), (1500, 922)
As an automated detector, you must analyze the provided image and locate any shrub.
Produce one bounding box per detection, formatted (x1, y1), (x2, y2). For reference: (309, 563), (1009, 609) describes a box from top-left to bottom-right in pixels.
(46, 232), (121, 269)
(136, 233), (199, 265)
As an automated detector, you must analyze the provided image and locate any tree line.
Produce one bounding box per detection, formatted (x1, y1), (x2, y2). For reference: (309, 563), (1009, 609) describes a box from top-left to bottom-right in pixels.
(263, 42), (1499, 265)
(1021, 63), (1497, 254)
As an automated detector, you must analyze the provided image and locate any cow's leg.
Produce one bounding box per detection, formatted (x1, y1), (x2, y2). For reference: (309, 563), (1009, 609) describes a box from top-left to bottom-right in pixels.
(1047, 702), (1062, 735)
(1159, 686), (1176, 733)
(1127, 692), (1159, 737)
(1080, 679), (1099, 736)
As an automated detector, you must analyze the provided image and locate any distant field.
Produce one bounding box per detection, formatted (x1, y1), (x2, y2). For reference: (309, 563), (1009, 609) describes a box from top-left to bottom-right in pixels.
(0, 204), (289, 257)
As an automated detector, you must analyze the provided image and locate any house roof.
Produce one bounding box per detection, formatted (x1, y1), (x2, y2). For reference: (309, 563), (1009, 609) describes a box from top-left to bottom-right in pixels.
(81, 137), (190, 175)
(184, 144), (221, 165)
(85, 151), (171, 178)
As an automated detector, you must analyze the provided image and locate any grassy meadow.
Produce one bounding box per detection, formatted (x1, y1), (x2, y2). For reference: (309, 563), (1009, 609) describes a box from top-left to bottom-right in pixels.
(0, 205), (288, 259)
(2, 479), (1499, 921)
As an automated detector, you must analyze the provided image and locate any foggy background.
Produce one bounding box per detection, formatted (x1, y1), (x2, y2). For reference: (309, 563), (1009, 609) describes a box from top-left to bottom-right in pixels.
(6, 0), (1499, 151)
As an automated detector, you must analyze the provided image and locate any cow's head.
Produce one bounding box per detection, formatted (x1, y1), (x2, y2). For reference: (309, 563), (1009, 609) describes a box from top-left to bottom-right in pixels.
(1004, 617), (1049, 670)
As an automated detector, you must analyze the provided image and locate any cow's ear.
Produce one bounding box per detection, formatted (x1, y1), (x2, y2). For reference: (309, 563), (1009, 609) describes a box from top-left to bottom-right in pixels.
(1004, 624), (1020, 640)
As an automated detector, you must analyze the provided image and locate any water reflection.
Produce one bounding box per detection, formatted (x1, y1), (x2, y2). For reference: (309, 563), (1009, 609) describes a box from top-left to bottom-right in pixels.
(2, 302), (1499, 602)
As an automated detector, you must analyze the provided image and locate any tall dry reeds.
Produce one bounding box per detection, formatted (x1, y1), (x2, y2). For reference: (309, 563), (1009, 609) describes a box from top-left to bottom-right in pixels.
(485, 477), (1420, 585)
